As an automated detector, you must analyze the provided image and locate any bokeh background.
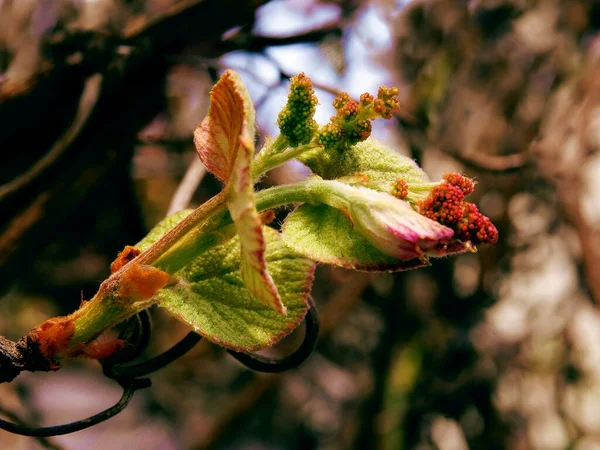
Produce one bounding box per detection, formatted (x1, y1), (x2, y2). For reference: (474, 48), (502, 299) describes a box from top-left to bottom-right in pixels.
(1, 0), (600, 449)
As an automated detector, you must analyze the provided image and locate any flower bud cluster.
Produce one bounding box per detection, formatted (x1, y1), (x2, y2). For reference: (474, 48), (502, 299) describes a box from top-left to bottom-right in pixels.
(316, 87), (400, 152)
(277, 73), (319, 147)
(391, 179), (409, 200)
(442, 172), (474, 195)
(418, 173), (498, 246)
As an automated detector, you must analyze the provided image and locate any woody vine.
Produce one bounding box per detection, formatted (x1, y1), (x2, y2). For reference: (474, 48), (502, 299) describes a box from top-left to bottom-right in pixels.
(0, 70), (497, 385)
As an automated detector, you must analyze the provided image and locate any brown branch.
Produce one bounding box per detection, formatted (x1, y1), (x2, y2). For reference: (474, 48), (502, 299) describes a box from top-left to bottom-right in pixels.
(0, 0), (271, 105)
(123, 0), (215, 39)
(547, 56), (600, 305)
(447, 150), (530, 173)
(0, 65), (53, 102)
(0, 74), (102, 200)
(222, 21), (343, 54)
(0, 0), (269, 290)
(0, 334), (55, 384)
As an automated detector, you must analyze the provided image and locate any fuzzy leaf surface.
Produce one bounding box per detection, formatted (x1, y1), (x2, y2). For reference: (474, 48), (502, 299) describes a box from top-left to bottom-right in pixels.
(157, 227), (315, 351)
(282, 204), (428, 272)
(298, 138), (428, 193)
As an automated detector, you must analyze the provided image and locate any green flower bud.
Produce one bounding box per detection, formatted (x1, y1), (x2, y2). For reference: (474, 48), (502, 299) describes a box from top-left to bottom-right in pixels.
(316, 123), (345, 151)
(277, 73), (318, 147)
(315, 87), (400, 152)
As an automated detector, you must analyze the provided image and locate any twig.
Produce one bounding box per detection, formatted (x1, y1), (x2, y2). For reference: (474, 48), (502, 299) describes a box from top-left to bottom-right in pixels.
(227, 296), (320, 372)
(167, 158), (207, 215)
(0, 65), (54, 102)
(544, 57), (600, 305)
(0, 0), (264, 105)
(0, 379), (150, 437)
(226, 21), (342, 53)
(572, 60), (600, 305)
(0, 404), (65, 450)
(559, 78), (600, 305)
(0, 74), (102, 200)
(192, 272), (372, 449)
(123, 0), (213, 39)
(267, 56), (344, 98)
(448, 150), (530, 173)
(122, 0), (268, 41)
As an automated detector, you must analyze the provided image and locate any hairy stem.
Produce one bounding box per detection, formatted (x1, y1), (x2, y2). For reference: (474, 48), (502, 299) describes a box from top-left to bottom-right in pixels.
(254, 178), (353, 211)
(251, 136), (319, 180)
(63, 192), (229, 350)
(136, 191), (227, 266)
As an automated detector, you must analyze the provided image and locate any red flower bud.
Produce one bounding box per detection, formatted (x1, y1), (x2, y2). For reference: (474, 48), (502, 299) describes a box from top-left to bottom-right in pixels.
(417, 173), (498, 250)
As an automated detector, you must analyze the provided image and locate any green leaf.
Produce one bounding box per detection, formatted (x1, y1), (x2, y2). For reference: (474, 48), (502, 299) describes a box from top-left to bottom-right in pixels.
(298, 138), (428, 193)
(282, 203), (429, 272)
(157, 227), (316, 351)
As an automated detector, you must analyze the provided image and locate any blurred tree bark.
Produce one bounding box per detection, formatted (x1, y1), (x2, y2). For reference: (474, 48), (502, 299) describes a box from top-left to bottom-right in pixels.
(385, 1), (600, 448)
(0, 0), (267, 295)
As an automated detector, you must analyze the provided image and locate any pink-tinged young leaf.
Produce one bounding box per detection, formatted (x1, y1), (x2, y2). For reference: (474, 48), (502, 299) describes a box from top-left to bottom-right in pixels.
(193, 70), (256, 183)
(228, 138), (286, 315)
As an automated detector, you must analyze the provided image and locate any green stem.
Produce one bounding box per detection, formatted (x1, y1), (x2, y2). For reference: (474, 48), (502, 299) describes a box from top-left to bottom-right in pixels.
(254, 178), (352, 212)
(70, 283), (135, 346)
(254, 180), (316, 209)
(136, 191), (228, 267)
(251, 136), (319, 180)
